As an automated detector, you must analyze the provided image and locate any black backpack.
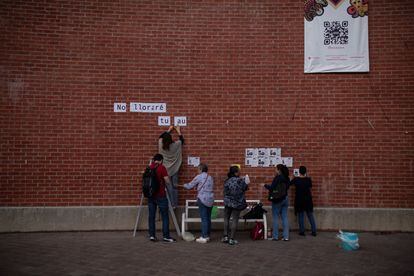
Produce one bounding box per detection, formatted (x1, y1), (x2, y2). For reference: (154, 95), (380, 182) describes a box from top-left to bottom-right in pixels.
(268, 179), (288, 203)
(242, 202), (267, 220)
(142, 166), (159, 198)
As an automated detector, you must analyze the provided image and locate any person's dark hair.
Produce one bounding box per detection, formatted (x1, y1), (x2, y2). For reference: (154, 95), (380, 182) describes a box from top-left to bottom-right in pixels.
(299, 166), (307, 175)
(280, 165), (289, 178)
(153, 153), (164, 161)
(227, 166), (240, 179)
(198, 163), (208, 173)
(161, 132), (173, 151)
(276, 164), (284, 172)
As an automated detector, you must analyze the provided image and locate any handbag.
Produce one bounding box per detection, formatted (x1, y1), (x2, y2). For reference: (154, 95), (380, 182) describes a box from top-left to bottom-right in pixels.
(268, 180), (288, 203)
(242, 202), (267, 220)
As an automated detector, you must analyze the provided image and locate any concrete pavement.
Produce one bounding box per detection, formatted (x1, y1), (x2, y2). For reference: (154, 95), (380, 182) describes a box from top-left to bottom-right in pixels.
(0, 231), (413, 275)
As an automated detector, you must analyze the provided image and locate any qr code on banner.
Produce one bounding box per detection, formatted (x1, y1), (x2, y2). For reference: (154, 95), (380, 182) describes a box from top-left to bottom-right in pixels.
(324, 21), (348, 45)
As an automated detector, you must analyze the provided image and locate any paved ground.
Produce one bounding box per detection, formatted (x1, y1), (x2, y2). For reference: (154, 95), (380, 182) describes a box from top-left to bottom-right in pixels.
(0, 230), (413, 276)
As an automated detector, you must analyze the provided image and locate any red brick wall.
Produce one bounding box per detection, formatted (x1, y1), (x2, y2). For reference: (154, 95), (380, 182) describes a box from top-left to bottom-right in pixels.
(1, 0), (413, 208)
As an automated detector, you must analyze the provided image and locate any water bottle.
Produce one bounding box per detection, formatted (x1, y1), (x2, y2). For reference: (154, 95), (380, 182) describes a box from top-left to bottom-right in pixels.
(267, 228), (272, 239)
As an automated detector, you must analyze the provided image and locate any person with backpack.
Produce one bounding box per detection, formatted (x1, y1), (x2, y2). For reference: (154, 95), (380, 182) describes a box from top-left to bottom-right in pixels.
(264, 164), (291, 241)
(183, 163), (214, 243)
(222, 165), (250, 245)
(147, 154), (176, 243)
(291, 166), (317, 237)
(158, 126), (184, 209)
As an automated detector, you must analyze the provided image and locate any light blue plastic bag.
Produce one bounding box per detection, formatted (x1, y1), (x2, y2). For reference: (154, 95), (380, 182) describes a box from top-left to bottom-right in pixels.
(337, 230), (359, 251)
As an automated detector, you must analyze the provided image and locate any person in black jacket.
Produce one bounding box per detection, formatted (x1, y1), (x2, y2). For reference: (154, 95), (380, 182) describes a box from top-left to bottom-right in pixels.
(264, 164), (290, 241)
(291, 166), (317, 236)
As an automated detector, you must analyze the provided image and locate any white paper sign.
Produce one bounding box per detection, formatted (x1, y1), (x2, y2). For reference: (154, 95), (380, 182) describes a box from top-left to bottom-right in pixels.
(269, 148), (281, 157)
(258, 148), (269, 157)
(114, 103), (127, 112)
(130, 103), (166, 113)
(269, 156), (283, 167)
(188, 156), (200, 167)
(174, 116), (187, 126)
(158, 116), (171, 126)
(282, 157), (293, 168)
(245, 157), (258, 167)
(245, 148), (258, 158)
(293, 169), (300, 177)
(258, 156), (270, 167)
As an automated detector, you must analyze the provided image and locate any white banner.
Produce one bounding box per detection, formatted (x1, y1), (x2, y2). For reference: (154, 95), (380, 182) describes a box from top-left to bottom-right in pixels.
(304, 0), (369, 73)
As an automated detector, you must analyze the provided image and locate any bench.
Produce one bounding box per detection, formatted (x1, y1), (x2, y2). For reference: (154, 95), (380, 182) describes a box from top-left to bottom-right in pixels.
(181, 199), (268, 240)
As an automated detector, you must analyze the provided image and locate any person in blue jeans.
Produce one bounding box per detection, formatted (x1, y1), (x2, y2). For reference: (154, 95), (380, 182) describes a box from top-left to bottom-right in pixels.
(183, 163), (214, 243)
(265, 164), (291, 241)
(147, 154), (176, 243)
(291, 166), (317, 236)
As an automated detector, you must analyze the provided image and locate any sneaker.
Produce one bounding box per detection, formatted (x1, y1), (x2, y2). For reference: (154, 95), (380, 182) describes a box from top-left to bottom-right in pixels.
(221, 236), (229, 243)
(299, 232), (305, 236)
(228, 239), (238, 245)
(196, 237), (209, 244)
(163, 237), (176, 243)
(271, 237), (279, 241)
(311, 232), (317, 237)
(149, 236), (157, 242)
(282, 238), (289, 241)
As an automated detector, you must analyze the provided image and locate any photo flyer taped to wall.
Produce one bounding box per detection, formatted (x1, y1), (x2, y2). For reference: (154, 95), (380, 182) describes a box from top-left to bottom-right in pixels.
(245, 157), (258, 167)
(269, 148), (281, 157)
(245, 148), (258, 158)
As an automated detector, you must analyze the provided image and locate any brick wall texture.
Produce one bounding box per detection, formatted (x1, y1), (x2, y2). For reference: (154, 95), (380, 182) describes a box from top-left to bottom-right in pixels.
(1, 1), (413, 208)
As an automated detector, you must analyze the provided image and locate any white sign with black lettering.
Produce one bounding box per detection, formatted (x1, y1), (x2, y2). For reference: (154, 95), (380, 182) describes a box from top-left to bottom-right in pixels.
(130, 102), (166, 113)
(114, 103), (127, 112)
(174, 116), (187, 126)
(158, 116), (171, 126)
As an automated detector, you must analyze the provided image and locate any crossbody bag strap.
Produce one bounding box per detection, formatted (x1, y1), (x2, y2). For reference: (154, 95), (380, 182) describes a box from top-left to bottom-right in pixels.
(197, 174), (209, 191)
